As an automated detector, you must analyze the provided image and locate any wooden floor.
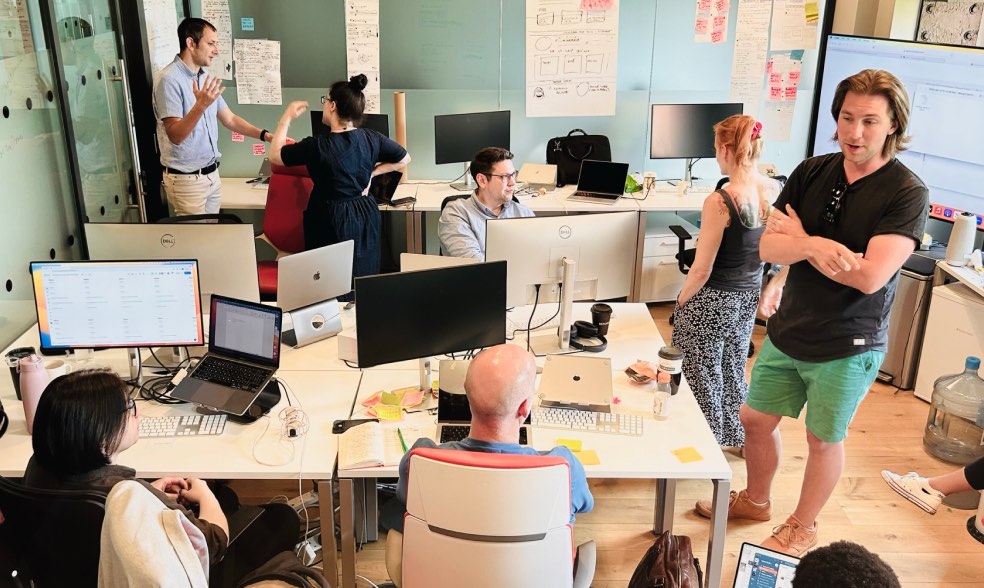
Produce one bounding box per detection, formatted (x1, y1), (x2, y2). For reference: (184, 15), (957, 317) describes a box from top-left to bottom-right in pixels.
(233, 302), (983, 587)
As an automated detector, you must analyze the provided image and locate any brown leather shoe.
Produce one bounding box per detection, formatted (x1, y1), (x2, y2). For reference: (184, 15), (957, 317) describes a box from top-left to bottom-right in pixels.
(760, 515), (819, 556)
(694, 489), (772, 521)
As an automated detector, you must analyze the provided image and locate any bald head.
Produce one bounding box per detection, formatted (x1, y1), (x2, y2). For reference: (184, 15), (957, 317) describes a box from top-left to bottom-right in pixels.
(464, 344), (536, 423)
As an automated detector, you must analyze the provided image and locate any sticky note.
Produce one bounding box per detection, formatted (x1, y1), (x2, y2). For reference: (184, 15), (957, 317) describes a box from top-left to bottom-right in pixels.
(672, 447), (704, 463)
(252, 143), (266, 156)
(373, 405), (402, 421)
(241, 17), (254, 31)
(556, 439), (583, 452)
(231, 132), (244, 143)
(573, 450), (600, 466)
(401, 389), (425, 408)
(361, 391), (384, 407)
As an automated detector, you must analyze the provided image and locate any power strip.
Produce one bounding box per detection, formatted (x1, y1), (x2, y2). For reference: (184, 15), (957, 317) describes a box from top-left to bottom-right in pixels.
(295, 534), (322, 566)
(287, 490), (319, 512)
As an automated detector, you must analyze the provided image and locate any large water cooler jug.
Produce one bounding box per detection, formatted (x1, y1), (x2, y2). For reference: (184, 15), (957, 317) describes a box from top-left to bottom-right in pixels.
(923, 356), (984, 465)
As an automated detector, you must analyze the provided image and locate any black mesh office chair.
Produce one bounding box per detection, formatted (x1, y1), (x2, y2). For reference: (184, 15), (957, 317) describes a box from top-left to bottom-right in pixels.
(0, 476), (107, 587)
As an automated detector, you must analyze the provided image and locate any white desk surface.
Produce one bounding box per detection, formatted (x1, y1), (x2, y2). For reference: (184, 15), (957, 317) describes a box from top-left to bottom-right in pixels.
(221, 177), (268, 210)
(936, 260), (984, 299)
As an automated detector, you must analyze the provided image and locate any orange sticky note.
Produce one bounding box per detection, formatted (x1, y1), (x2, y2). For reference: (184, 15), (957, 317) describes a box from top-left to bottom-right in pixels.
(573, 450), (600, 466)
(672, 447), (703, 463)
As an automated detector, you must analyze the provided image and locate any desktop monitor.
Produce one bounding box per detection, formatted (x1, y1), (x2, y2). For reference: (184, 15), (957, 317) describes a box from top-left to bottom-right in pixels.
(310, 111), (389, 137)
(354, 261), (506, 368)
(810, 33), (984, 227)
(485, 212), (638, 308)
(434, 110), (510, 190)
(650, 103), (743, 182)
(84, 223), (260, 310)
(30, 259), (204, 351)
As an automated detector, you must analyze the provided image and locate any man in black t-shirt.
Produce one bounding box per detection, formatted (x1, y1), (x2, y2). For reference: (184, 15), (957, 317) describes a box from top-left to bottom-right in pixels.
(694, 70), (929, 555)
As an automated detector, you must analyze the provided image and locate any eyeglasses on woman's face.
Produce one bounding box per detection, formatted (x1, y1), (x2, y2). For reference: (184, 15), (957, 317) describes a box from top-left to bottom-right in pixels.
(121, 396), (137, 418)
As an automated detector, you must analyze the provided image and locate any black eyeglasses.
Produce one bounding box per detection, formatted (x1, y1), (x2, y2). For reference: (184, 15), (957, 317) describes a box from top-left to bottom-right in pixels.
(823, 182), (849, 224)
(320, 95), (330, 105)
(122, 397), (137, 417)
(484, 171), (519, 182)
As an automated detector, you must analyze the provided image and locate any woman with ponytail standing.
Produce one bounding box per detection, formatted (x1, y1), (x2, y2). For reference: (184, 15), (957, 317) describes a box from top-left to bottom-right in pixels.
(671, 115), (780, 451)
(271, 74), (411, 281)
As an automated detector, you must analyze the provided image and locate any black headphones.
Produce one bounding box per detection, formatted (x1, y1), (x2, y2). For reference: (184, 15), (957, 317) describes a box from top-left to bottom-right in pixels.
(569, 320), (607, 352)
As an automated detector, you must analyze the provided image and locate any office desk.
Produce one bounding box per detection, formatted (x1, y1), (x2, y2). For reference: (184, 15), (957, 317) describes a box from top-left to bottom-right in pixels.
(335, 303), (732, 588)
(220, 177), (268, 210)
(934, 260), (984, 299)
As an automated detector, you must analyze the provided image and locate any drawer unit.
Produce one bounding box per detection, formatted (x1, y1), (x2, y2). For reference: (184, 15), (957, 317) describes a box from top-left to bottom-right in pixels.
(639, 212), (698, 303)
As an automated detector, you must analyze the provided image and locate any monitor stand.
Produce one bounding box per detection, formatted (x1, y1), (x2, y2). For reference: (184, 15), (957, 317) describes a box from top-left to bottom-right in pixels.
(450, 162), (475, 192)
(668, 158), (694, 187)
(196, 379), (282, 424)
(530, 258), (576, 356)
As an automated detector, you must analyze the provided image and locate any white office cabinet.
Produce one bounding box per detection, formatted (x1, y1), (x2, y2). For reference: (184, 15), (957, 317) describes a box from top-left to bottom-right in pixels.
(914, 283), (984, 401)
(639, 212), (698, 303)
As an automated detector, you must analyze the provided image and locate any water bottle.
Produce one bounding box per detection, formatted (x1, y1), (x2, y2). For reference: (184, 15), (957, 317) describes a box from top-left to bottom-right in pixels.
(923, 356), (984, 465)
(19, 354), (50, 435)
(653, 372), (672, 420)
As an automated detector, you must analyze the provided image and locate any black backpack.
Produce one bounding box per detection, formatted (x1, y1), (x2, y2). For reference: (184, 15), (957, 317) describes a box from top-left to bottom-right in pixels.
(545, 129), (612, 187)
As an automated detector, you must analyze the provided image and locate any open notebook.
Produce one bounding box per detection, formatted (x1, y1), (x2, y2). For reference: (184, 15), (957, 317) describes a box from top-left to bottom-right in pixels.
(337, 421), (425, 470)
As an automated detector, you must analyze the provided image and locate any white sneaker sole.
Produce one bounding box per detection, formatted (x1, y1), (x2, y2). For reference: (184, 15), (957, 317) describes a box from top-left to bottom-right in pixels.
(881, 470), (938, 514)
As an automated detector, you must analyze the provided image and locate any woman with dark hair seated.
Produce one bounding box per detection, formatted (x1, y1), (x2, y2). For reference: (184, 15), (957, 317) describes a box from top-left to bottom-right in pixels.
(23, 369), (299, 585)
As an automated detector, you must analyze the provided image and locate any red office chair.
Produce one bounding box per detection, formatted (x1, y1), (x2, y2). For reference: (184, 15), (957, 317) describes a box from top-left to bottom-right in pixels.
(257, 163), (312, 299)
(399, 447), (595, 588)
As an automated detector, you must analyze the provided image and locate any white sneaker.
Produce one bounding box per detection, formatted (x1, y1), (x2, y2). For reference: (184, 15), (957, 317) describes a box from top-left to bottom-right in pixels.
(881, 470), (945, 514)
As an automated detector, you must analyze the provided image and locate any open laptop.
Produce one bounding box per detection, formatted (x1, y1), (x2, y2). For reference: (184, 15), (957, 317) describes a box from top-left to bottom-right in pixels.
(169, 295), (283, 416)
(537, 355), (614, 412)
(277, 240), (354, 312)
(567, 160), (629, 205)
(248, 158), (272, 185)
(732, 542), (800, 588)
(368, 170), (413, 206)
(435, 360), (531, 445)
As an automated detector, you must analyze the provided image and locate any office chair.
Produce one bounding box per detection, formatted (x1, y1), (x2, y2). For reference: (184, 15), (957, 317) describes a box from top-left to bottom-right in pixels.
(398, 447), (596, 588)
(0, 475), (107, 587)
(157, 213), (244, 224)
(256, 163), (312, 299)
(438, 194), (521, 255)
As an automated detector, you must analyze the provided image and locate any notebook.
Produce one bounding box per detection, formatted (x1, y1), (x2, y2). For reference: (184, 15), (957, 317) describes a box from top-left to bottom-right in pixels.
(277, 240), (354, 312)
(732, 542), (800, 588)
(567, 160), (629, 205)
(169, 295), (282, 416)
(537, 355), (614, 412)
(368, 170), (411, 206)
(435, 360), (531, 445)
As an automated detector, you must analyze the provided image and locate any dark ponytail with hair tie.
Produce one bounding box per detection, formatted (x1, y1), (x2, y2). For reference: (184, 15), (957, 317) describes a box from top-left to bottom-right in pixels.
(349, 74), (368, 92)
(327, 75), (368, 124)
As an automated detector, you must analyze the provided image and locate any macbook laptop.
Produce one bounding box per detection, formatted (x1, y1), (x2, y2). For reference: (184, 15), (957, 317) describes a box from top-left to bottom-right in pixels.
(248, 158), (272, 185)
(435, 360), (531, 445)
(277, 240), (354, 312)
(169, 295), (283, 416)
(567, 160), (630, 205)
(368, 170), (413, 206)
(732, 542), (800, 588)
(537, 355), (614, 412)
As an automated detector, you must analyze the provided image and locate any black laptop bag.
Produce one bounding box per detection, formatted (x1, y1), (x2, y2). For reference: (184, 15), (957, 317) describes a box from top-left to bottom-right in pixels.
(546, 129), (612, 187)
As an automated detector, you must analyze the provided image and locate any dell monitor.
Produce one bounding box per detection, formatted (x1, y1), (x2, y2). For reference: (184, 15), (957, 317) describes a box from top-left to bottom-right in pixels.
(650, 103), (743, 183)
(84, 222), (260, 310)
(434, 110), (511, 190)
(30, 259), (204, 352)
(811, 34), (984, 227)
(310, 111), (389, 137)
(485, 212), (637, 354)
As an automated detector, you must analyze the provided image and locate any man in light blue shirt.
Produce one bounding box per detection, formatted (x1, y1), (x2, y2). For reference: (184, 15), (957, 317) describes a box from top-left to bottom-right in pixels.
(438, 147), (534, 258)
(153, 18), (271, 216)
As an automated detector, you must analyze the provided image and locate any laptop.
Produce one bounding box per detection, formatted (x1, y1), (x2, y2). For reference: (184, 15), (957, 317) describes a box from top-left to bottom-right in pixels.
(369, 170), (414, 206)
(537, 355), (614, 412)
(169, 295), (283, 416)
(435, 360), (532, 445)
(277, 240), (354, 312)
(732, 542), (800, 588)
(248, 158), (272, 185)
(567, 160), (630, 205)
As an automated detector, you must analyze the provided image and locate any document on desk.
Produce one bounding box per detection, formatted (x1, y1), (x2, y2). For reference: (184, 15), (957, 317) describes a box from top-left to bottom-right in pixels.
(338, 423), (425, 469)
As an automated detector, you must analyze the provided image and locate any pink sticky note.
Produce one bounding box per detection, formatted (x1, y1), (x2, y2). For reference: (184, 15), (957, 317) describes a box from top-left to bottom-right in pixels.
(252, 143), (266, 156)
(697, 0), (712, 11)
(788, 70), (801, 84)
(581, 0), (613, 9)
(695, 18), (708, 34)
(710, 29), (723, 43)
(231, 132), (245, 143)
(769, 71), (782, 84)
(713, 15), (726, 28)
(769, 86), (783, 99)
(785, 86), (798, 100)
(715, 0), (730, 12)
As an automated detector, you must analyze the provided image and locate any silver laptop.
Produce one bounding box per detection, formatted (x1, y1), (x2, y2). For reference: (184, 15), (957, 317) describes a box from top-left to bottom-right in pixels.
(537, 355), (613, 412)
(277, 240), (354, 312)
(732, 542), (800, 588)
(169, 295), (282, 416)
(435, 360), (532, 445)
(567, 160), (629, 205)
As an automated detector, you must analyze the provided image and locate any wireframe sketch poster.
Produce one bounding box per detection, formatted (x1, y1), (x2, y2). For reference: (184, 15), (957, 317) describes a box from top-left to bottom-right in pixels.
(202, 0), (233, 80)
(526, 0), (619, 117)
(345, 0), (381, 114)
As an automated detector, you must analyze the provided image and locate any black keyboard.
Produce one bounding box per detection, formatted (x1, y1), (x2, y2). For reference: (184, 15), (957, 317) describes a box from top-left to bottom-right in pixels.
(439, 425), (528, 445)
(193, 357), (271, 390)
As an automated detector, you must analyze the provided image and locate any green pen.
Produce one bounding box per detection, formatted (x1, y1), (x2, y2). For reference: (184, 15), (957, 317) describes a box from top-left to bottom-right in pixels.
(397, 428), (408, 452)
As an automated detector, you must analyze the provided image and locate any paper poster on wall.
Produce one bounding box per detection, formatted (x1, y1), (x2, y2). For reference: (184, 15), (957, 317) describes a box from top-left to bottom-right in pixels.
(916, 1), (984, 46)
(202, 0), (233, 80)
(233, 39), (282, 105)
(770, 0), (819, 51)
(694, 0), (730, 44)
(760, 51), (802, 141)
(0, 0), (33, 58)
(142, 0), (180, 76)
(526, 0), (619, 117)
(728, 0), (771, 117)
(345, 0), (381, 114)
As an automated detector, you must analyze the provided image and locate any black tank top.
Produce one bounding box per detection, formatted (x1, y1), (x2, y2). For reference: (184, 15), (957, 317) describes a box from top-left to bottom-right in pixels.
(705, 188), (765, 292)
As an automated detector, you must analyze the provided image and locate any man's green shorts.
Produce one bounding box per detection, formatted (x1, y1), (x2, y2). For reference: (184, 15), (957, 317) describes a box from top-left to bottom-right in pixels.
(746, 338), (885, 442)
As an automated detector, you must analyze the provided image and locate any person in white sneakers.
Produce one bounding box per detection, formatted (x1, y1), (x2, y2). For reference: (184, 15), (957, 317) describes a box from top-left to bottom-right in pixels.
(882, 456), (984, 514)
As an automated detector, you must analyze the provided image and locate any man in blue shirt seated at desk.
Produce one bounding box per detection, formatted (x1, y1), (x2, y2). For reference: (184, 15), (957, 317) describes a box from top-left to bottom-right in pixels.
(438, 147), (534, 258)
(382, 344), (593, 586)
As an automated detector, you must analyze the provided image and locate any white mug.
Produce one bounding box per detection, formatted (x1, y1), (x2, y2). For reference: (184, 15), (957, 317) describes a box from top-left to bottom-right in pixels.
(44, 359), (75, 380)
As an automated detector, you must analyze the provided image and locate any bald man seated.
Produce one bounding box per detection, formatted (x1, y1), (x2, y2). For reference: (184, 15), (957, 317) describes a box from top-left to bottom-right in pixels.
(383, 344), (594, 586)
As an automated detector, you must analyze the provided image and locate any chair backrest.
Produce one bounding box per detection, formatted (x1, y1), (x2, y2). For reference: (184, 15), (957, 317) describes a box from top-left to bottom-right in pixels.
(0, 475), (106, 587)
(402, 447), (575, 588)
(98, 480), (208, 588)
(264, 163), (312, 255)
(157, 213), (244, 224)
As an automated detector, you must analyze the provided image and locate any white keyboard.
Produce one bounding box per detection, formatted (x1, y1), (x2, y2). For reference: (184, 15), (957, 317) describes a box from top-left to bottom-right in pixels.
(650, 183), (680, 192)
(139, 414), (227, 438)
(532, 407), (644, 436)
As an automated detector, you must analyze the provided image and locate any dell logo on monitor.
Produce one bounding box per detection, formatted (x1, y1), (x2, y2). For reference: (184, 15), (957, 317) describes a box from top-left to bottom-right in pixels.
(559, 225), (572, 239)
(161, 234), (175, 248)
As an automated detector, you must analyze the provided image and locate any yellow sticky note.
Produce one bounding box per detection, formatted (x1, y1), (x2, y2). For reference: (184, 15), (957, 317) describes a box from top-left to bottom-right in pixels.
(374, 405), (403, 421)
(672, 447), (703, 463)
(556, 438), (583, 452)
(381, 390), (404, 405)
(361, 390), (384, 407)
(804, 1), (819, 23)
(573, 450), (600, 466)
